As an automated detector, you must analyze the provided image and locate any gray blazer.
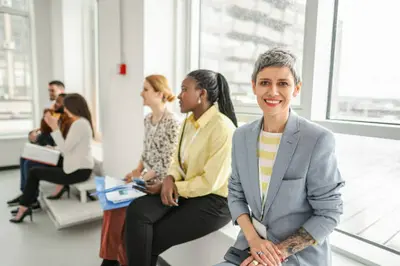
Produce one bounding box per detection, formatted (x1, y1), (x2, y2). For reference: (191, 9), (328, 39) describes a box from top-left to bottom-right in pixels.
(227, 111), (344, 266)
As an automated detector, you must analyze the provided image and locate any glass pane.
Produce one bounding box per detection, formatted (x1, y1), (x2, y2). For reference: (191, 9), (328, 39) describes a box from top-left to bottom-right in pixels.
(329, 0), (400, 124)
(0, 51), (7, 99)
(199, 0), (306, 107)
(11, 15), (29, 53)
(13, 53), (30, 98)
(0, 12), (32, 136)
(0, 0), (29, 11)
(0, 14), (4, 44)
(12, 0), (28, 11)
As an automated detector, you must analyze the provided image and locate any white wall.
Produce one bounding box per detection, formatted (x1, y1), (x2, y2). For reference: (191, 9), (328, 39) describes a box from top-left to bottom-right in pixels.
(144, 0), (175, 85)
(96, 0), (178, 176)
(50, 0), (64, 81)
(143, 0), (178, 115)
(48, 0), (95, 100)
(35, 0), (54, 112)
(0, 138), (25, 168)
(97, 0), (145, 177)
(62, 0), (84, 95)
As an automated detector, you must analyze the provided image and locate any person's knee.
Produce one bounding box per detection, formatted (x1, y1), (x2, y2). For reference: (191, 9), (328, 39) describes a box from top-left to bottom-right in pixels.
(23, 159), (30, 168)
(126, 198), (148, 222)
(28, 167), (40, 179)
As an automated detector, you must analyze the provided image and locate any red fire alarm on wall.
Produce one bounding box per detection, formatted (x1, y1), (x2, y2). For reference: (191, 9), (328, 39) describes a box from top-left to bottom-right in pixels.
(119, 63), (127, 75)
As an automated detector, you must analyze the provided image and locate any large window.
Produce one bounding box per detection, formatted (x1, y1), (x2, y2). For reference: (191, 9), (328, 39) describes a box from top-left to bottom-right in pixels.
(325, 0), (400, 255)
(187, 0), (400, 262)
(0, 0), (33, 136)
(198, 0), (306, 110)
(328, 0), (400, 124)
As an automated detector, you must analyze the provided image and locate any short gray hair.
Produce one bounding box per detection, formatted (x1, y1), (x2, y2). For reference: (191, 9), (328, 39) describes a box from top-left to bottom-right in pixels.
(251, 48), (301, 84)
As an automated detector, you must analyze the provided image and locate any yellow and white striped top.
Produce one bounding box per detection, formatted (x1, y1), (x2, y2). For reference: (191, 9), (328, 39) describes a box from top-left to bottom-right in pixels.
(258, 130), (282, 213)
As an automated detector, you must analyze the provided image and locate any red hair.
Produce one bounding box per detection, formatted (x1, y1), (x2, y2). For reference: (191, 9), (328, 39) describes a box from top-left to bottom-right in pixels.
(145, 75), (176, 102)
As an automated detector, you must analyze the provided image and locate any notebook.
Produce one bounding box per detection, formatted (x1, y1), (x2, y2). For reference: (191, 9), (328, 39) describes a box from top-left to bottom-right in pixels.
(21, 143), (61, 166)
(104, 176), (146, 203)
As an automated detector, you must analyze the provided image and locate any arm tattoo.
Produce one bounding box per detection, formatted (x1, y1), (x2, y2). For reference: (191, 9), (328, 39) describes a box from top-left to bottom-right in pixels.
(280, 227), (316, 257)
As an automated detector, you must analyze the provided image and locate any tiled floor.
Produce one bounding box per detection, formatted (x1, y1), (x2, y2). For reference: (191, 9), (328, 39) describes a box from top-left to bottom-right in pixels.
(0, 169), (103, 266)
(335, 134), (400, 251)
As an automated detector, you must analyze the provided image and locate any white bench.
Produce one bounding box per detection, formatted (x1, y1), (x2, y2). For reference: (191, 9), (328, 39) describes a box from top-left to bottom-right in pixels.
(72, 157), (104, 203)
(71, 142), (104, 201)
(41, 142), (105, 229)
(160, 224), (240, 266)
(159, 225), (391, 266)
(42, 195), (103, 229)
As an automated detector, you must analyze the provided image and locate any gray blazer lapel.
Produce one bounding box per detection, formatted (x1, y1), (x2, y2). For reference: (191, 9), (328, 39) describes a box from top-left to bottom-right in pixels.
(263, 111), (300, 221)
(245, 118), (263, 218)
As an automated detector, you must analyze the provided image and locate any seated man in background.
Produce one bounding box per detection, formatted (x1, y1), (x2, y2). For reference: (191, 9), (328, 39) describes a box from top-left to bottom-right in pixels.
(48, 80), (65, 109)
(7, 93), (66, 209)
(29, 93), (66, 144)
(28, 80), (65, 143)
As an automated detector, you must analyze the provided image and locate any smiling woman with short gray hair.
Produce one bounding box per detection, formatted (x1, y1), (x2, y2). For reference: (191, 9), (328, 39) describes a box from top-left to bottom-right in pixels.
(216, 48), (344, 266)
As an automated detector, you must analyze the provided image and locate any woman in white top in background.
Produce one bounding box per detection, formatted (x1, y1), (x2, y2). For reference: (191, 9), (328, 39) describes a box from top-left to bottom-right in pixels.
(10, 93), (95, 223)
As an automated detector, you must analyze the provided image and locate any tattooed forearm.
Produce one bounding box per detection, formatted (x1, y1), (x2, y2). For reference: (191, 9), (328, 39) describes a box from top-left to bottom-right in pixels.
(278, 227), (316, 258)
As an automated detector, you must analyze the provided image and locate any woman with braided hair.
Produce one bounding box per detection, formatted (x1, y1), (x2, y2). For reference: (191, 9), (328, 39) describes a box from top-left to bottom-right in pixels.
(124, 69), (238, 266)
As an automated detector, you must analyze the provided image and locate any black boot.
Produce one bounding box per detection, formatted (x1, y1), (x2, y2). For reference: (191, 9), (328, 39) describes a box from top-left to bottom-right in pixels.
(7, 194), (22, 206)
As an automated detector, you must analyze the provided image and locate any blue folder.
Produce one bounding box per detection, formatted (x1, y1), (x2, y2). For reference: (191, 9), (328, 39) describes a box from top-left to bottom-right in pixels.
(94, 176), (143, 211)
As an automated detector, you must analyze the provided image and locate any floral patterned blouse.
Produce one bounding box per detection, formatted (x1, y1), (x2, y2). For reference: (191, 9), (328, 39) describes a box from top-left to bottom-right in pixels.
(141, 109), (180, 178)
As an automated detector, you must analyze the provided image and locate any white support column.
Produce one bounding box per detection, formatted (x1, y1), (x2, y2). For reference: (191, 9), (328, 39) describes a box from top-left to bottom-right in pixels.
(143, 0), (177, 115)
(49, 0), (94, 100)
(97, 0), (145, 177)
(144, 0), (175, 83)
(61, 0), (84, 95)
(50, 0), (64, 82)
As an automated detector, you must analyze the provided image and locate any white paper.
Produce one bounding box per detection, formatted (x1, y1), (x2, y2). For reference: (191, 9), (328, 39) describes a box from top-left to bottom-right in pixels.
(104, 176), (145, 203)
(21, 143), (61, 166)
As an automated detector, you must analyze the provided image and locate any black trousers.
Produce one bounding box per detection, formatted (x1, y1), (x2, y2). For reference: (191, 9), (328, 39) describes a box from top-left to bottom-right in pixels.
(20, 167), (92, 207)
(125, 194), (232, 266)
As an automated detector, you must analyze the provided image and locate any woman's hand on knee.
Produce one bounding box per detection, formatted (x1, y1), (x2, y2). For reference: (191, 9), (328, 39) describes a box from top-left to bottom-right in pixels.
(161, 176), (179, 206)
(248, 237), (282, 266)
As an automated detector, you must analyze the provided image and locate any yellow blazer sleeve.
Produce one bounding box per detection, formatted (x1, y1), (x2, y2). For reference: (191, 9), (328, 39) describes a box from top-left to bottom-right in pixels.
(175, 128), (233, 198)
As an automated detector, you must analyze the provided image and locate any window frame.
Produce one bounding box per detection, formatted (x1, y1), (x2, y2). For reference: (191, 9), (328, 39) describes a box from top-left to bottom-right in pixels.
(0, 0), (39, 138)
(310, 0), (400, 140)
(190, 0), (306, 115)
(182, 0), (400, 141)
(180, 0), (400, 263)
